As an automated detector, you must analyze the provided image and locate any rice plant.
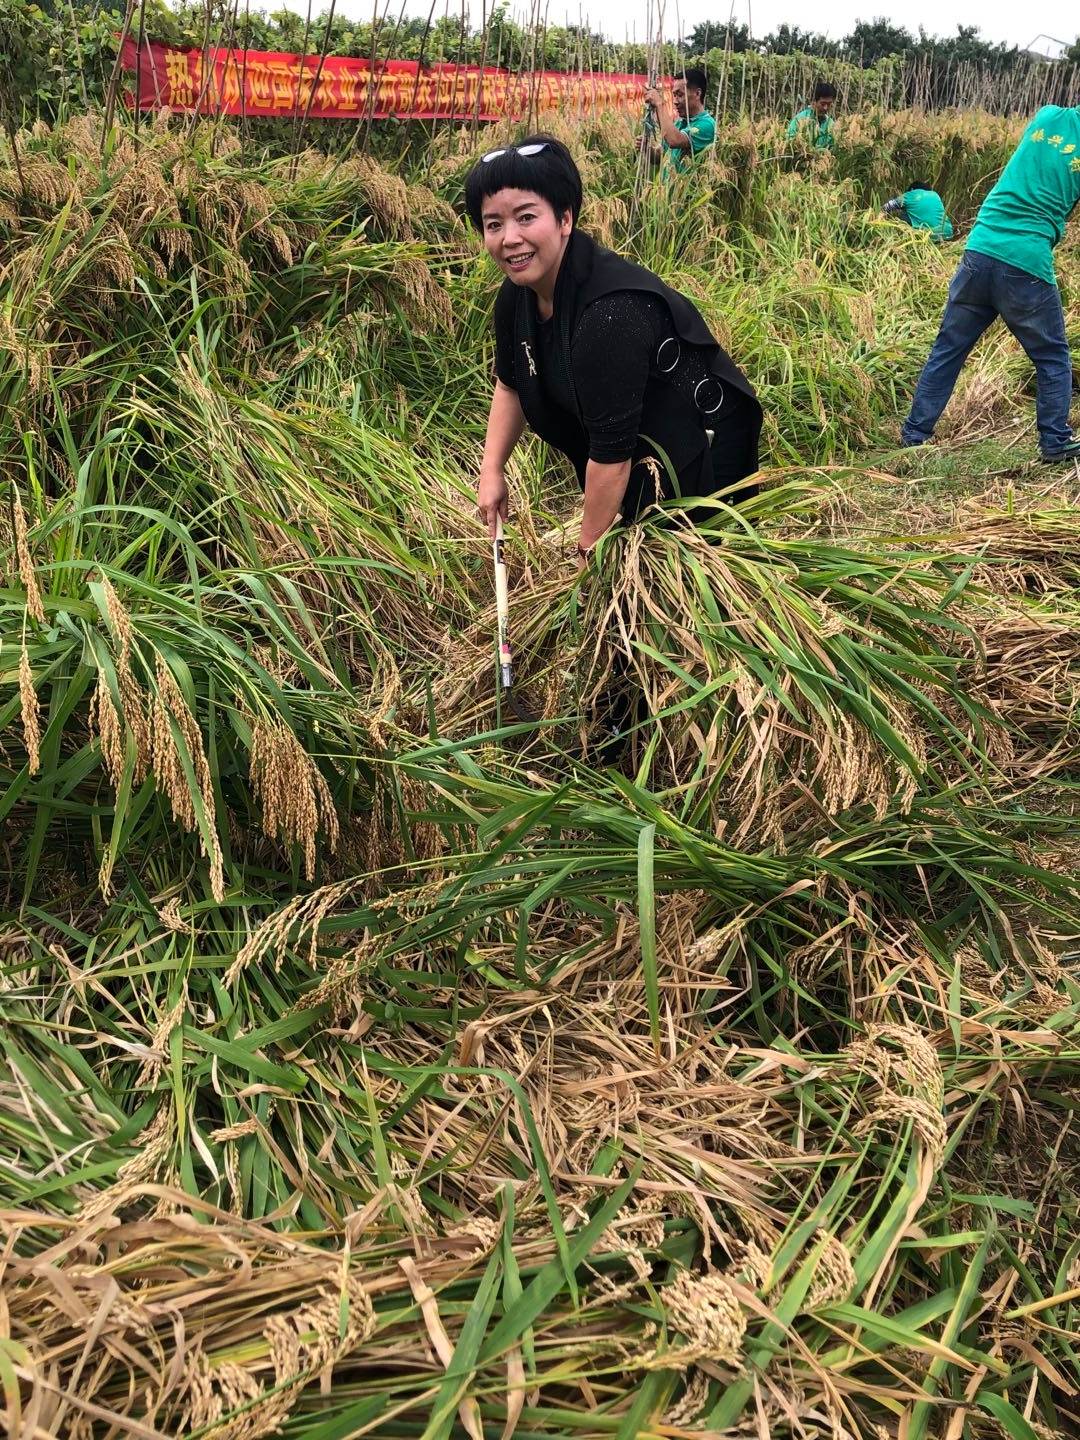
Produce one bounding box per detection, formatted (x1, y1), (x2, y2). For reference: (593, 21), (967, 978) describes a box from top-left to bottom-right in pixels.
(2, 111), (1079, 1440)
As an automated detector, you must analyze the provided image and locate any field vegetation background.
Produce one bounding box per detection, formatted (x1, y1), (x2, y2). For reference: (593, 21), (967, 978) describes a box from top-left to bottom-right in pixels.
(1, 13), (1080, 1439)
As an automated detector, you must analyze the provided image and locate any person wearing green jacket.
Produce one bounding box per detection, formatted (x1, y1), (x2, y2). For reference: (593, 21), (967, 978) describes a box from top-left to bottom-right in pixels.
(787, 81), (836, 150)
(636, 67), (716, 177)
(883, 182), (954, 240)
(902, 105), (1080, 463)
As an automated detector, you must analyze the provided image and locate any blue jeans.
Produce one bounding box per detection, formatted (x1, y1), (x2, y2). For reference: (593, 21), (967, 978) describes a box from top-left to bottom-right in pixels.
(902, 250), (1073, 455)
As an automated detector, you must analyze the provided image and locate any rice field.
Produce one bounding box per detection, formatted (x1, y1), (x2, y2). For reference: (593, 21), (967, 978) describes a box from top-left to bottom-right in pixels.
(2, 106), (1079, 1440)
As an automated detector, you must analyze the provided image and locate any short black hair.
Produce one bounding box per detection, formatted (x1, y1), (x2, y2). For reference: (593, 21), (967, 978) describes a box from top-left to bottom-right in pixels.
(909, 180), (932, 191)
(463, 134), (582, 232)
(812, 80), (837, 100)
(680, 66), (708, 100)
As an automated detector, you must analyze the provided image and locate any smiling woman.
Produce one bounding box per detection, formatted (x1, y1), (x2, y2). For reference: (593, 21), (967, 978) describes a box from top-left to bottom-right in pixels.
(463, 135), (763, 560)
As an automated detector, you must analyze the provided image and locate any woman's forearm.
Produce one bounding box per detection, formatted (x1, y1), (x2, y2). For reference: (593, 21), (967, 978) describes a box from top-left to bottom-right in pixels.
(481, 381), (526, 473)
(579, 458), (632, 550)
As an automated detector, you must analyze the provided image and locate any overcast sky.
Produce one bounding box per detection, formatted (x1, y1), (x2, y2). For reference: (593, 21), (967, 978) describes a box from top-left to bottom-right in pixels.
(277, 0), (1076, 54)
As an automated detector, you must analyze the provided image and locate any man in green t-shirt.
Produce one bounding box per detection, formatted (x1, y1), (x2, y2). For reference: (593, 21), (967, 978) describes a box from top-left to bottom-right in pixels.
(787, 81), (836, 150)
(902, 106), (1080, 462)
(883, 182), (954, 240)
(637, 67), (716, 175)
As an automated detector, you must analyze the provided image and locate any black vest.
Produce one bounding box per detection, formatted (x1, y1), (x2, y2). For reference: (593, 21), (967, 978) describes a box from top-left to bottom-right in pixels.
(499, 229), (763, 492)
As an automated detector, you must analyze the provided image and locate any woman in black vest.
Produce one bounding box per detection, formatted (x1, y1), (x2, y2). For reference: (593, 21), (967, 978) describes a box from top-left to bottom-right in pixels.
(465, 135), (763, 561)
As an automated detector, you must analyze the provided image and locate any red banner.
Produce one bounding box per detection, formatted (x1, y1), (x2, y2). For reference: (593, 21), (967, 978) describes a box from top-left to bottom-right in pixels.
(120, 39), (647, 121)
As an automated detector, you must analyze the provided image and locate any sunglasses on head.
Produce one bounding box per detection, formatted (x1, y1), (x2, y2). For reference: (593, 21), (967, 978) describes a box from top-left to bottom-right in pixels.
(480, 142), (550, 164)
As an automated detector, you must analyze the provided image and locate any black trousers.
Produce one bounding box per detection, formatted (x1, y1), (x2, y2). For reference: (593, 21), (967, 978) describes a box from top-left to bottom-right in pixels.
(595, 397), (760, 756)
(620, 392), (760, 520)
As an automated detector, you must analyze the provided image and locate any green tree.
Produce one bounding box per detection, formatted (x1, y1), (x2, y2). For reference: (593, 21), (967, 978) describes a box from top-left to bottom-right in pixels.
(914, 24), (1018, 72)
(0, 0), (54, 129)
(762, 23), (832, 56)
(684, 20), (751, 55)
(843, 17), (914, 64)
(0, 0), (134, 122)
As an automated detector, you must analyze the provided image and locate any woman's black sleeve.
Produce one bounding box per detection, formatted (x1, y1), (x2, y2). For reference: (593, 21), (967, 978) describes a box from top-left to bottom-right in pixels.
(493, 281), (517, 389)
(570, 293), (664, 463)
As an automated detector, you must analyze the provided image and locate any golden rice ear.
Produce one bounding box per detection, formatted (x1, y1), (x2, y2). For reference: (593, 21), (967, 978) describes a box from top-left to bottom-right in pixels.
(662, 1366), (711, 1426)
(77, 1101), (175, 1223)
(640, 1268), (747, 1371)
(133, 983), (189, 1088)
(18, 639), (41, 775)
(187, 1267), (376, 1435)
(96, 576), (154, 787)
(845, 1022), (947, 1168)
(11, 486), (45, 624)
(392, 253), (454, 330)
(346, 154), (414, 239)
(580, 193), (628, 249)
(248, 715), (340, 881)
(150, 656), (225, 901)
(226, 875), (365, 985)
(90, 669), (124, 787)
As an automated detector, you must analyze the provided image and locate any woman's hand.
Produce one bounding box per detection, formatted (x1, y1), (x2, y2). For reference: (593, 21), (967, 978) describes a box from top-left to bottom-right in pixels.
(478, 383), (524, 537)
(477, 468), (509, 538)
(578, 458), (631, 558)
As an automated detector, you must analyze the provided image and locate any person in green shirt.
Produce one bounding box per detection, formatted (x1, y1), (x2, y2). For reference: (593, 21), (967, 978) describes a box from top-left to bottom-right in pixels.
(787, 81), (836, 150)
(902, 105), (1080, 462)
(637, 67), (716, 175)
(883, 181), (954, 240)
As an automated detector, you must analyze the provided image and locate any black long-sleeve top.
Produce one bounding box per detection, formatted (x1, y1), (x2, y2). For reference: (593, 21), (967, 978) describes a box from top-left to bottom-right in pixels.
(494, 288), (735, 465)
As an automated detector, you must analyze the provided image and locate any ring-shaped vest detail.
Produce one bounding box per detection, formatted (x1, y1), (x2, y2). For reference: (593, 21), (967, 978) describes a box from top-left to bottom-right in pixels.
(694, 377), (725, 415)
(656, 336), (681, 374)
